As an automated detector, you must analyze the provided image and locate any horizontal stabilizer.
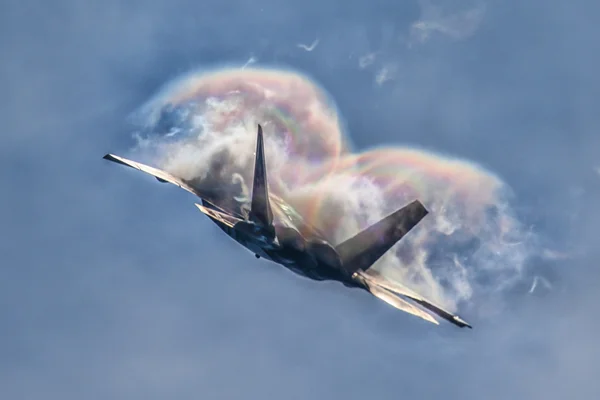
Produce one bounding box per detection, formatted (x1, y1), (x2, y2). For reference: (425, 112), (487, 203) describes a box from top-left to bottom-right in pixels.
(103, 154), (203, 198)
(249, 124), (273, 227)
(336, 200), (428, 276)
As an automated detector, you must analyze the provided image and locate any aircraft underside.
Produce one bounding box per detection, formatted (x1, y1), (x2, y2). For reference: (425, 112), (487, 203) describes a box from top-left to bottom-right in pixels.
(211, 216), (350, 283)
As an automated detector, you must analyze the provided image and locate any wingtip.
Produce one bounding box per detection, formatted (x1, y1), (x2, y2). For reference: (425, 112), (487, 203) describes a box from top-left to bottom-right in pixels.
(102, 153), (129, 168)
(453, 315), (473, 329)
(103, 153), (119, 163)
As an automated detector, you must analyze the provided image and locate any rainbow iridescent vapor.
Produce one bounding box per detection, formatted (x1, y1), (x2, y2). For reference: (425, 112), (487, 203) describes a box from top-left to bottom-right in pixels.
(105, 66), (533, 328)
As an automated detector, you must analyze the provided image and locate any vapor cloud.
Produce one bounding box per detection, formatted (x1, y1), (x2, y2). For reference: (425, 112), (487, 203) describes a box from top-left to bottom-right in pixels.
(2, 0), (598, 399)
(408, 0), (486, 45)
(128, 66), (535, 313)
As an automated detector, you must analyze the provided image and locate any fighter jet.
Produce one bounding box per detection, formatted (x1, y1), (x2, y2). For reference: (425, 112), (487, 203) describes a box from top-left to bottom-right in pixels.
(103, 124), (472, 329)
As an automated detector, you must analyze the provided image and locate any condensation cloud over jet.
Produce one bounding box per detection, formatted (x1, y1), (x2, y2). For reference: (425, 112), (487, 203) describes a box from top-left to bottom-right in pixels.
(104, 66), (535, 326)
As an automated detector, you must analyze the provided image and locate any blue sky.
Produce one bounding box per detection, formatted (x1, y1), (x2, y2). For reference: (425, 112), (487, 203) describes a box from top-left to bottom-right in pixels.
(1, 0), (599, 399)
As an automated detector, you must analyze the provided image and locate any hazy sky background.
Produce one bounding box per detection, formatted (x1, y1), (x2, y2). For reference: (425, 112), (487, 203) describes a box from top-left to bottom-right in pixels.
(1, 0), (599, 399)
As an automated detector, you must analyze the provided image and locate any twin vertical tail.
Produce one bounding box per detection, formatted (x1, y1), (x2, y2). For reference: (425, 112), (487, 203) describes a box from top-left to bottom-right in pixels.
(249, 124), (274, 229)
(335, 200), (429, 276)
(248, 122), (427, 270)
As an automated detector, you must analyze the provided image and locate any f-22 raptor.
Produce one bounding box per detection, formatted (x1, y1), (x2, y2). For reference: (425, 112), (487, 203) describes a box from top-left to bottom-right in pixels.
(103, 124), (472, 328)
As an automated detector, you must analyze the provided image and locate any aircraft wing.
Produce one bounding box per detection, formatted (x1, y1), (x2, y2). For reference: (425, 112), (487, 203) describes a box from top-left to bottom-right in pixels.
(103, 154), (203, 198)
(357, 271), (472, 328)
(368, 284), (439, 325)
(194, 203), (244, 228)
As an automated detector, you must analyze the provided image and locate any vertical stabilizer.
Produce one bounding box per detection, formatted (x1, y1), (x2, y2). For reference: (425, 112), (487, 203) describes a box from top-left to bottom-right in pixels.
(249, 124), (273, 227)
(336, 200), (428, 275)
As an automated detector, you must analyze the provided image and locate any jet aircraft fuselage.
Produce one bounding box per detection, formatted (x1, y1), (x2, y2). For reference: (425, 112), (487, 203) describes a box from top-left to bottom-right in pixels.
(103, 124), (472, 329)
(203, 200), (358, 287)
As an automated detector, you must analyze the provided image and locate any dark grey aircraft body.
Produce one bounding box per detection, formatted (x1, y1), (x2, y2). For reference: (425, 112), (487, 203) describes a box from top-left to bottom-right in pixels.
(103, 125), (471, 328)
